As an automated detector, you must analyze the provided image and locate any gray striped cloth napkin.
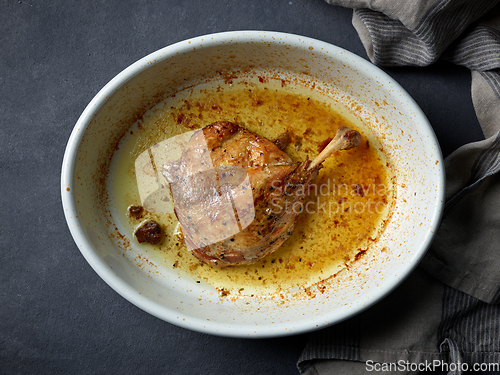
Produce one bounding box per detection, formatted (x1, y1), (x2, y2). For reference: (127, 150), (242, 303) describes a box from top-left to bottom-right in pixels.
(298, 1), (500, 374)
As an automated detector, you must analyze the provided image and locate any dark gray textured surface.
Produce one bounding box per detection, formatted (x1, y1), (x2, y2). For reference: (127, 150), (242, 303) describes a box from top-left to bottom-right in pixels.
(0, 0), (484, 374)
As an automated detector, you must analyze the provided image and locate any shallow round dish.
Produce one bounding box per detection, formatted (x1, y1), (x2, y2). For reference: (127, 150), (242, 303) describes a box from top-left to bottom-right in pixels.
(61, 31), (444, 338)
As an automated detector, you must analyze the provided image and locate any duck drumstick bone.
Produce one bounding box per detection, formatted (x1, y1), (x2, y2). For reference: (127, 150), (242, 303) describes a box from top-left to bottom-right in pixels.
(308, 126), (362, 170)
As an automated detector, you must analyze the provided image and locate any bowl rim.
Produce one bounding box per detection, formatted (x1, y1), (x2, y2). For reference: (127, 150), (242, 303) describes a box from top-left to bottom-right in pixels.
(61, 30), (445, 338)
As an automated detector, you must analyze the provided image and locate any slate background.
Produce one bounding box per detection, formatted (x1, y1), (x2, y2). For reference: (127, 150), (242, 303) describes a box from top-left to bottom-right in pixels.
(0, 0), (488, 374)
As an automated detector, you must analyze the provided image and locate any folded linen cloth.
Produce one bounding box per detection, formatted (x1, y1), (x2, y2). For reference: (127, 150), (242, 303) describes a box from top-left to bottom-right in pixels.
(298, 1), (500, 374)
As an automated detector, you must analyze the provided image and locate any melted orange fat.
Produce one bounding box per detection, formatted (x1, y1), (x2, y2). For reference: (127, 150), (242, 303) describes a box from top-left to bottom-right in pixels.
(108, 79), (394, 296)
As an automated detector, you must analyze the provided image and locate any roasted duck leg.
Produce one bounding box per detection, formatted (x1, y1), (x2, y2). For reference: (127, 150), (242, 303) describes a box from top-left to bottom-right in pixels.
(162, 121), (361, 267)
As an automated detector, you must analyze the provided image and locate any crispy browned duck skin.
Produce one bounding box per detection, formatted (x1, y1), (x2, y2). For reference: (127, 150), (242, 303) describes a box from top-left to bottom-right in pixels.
(162, 121), (361, 268)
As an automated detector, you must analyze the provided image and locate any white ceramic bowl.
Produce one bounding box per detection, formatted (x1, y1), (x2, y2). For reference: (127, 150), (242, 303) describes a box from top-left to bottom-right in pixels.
(61, 31), (444, 338)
